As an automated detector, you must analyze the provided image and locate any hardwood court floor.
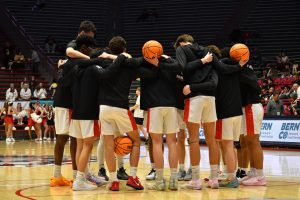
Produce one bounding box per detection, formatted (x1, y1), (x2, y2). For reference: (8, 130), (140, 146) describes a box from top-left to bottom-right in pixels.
(0, 141), (300, 200)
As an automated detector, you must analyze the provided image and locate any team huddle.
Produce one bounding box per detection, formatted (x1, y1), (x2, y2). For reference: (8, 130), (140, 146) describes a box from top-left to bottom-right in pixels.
(50, 20), (266, 191)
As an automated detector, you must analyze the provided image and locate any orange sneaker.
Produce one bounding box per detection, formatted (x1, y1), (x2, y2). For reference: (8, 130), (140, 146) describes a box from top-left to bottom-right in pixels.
(50, 177), (72, 187)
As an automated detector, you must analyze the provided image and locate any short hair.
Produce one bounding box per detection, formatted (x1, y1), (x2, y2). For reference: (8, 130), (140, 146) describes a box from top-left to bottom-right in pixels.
(109, 36), (126, 55)
(75, 35), (96, 49)
(206, 45), (222, 58)
(174, 34), (194, 49)
(273, 91), (280, 96)
(79, 20), (96, 34)
(136, 87), (141, 91)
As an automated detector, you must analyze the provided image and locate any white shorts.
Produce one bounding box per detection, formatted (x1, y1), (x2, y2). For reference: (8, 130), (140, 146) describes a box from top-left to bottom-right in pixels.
(54, 107), (72, 135)
(177, 109), (185, 130)
(241, 103), (264, 136)
(99, 105), (137, 136)
(215, 115), (242, 141)
(184, 96), (217, 124)
(69, 119), (100, 139)
(146, 107), (178, 134)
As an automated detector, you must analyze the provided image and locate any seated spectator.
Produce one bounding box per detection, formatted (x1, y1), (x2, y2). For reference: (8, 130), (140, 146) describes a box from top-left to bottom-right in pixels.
(1, 41), (14, 69)
(260, 88), (268, 101)
(279, 86), (291, 99)
(267, 67), (278, 78)
(44, 35), (56, 53)
(11, 48), (25, 70)
(34, 83), (47, 100)
(261, 69), (268, 79)
(266, 91), (284, 116)
(20, 77), (28, 90)
(290, 92), (300, 116)
(292, 64), (300, 76)
(49, 79), (57, 99)
(29, 76), (37, 92)
(266, 78), (275, 89)
(291, 82), (299, 97)
(6, 83), (18, 102)
(20, 83), (32, 100)
(276, 51), (290, 70)
(266, 87), (274, 100)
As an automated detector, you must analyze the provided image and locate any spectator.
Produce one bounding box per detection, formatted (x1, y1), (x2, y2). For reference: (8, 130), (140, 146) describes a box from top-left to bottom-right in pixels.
(267, 67), (278, 78)
(20, 77), (28, 90)
(30, 48), (40, 73)
(279, 86), (291, 99)
(44, 35), (56, 53)
(260, 88), (268, 101)
(34, 83), (47, 99)
(266, 87), (274, 100)
(276, 51), (290, 70)
(29, 76), (37, 92)
(49, 79), (57, 99)
(290, 92), (300, 115)
(20, 83), (32, 100)
(292, 64), (300, 76)
(291, 83), (299, 97)
(6, 83), (18, 102)
(1, 41), (14, 69)
(266, 91), (284, 116)
(11, 48), (25, 70)
(266, 78), (275, 89)
(261, 69), (268, 79)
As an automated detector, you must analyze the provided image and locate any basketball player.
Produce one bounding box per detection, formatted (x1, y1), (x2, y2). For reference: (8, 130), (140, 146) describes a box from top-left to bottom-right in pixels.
(239, 64), (266, 186)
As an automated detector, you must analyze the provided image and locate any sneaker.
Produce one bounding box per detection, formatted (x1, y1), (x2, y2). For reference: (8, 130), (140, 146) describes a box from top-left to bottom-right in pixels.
(208, 178), (219, 189)
(6, 138), (12, 143)
(35, 138), (42, 142)
(86, 173), (107, 186)
(219, 178), (239, 188)
(169, 176), (178, 190)
(117, 167), (129, 180)
(242, 176), (267, 186)
(11, 137), (15, 142)
(43, 137), (47, 140)
(73, 179), (97, 191)
(236, 168), (241, 178)
(218, 172), (228, 181)
(109, 181), (120, 191)
(184, 168), (192, 181)
(47, 137), (51, 141)
(183, 179), (202, 190)
(147, 179), (166, 191)
(146, 168), (156, 180)
(98, 168), (109, 181)
(240, 170), (247, 178)
(50, 176), (72, 187)
(126, 176), (144, 190)
(238, 175), (252, 183)
(177, 169), (186, 181)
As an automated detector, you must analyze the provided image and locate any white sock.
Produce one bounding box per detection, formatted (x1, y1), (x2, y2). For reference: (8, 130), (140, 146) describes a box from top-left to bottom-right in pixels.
(151, 163), (155, 169)
(222, 164), (228, 174)
(76, 171), (85, 181)
(110, 172), (118, 181)
(250, 167), (256, 176)
(130, 167), (137, 178)
(117, 156), (124, 169)
(54, 165), (62, 178)
(156, 169), (164, 181)
(256, 169), (264, 177)
(191, 165), (200, 180)
(170, 168), (177, 178)
(73, 170), (77, 179)
(179, 164), (184, 171)
(227, 172), (236, 180)
(210, 165), (219, 179)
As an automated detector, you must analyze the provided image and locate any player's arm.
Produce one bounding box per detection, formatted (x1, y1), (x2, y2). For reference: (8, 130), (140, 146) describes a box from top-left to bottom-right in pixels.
(213, 56), (243, 74)
(96, 53), (127, 79)
(183, 69), (218, 95)
(239, 68), (261, 93)
(66, 47), (90, 59)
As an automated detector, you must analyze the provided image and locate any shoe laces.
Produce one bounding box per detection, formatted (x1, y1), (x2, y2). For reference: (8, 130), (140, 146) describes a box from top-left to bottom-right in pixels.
(148, 169), (155, 175)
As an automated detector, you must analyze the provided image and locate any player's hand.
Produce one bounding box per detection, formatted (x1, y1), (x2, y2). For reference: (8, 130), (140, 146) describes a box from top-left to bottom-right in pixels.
(201, 52), (213, 64)
(161, 54), (170, 59)
(183, 85), (191, 96)
(239, 59), (248, 67)
(57, 59), (66, 68)
(144, 54), (159, 67)
(121, 52), (132, 58)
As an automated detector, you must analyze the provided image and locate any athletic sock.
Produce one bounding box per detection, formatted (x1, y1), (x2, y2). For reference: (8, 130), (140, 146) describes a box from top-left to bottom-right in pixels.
(210, 165), (219, 179)
(73, 170), (77, 180)
(256, 169), (264, 177)
(76, 171), (85, 181)
(130, 167), (137, 178)
(151, 163), (155, 170)
(54, 165), (62, 178)
(117, 156), (124, 169)
(191, 165), (200, 180)
(110, 172), (118, 182)
(156, 169), (164, 181)
(222, 164), (228, 175)
(227, 172), (236, 180)
(250, 167), (256, 176)
(170, 168), (177, 178)
(179, 164), (184, 171)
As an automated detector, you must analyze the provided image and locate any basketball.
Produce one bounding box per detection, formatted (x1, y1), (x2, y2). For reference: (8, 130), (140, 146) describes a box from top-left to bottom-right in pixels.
(142, 40), (163, 59)
(229, 43), (250, 62)
(114, 136), (133, 156)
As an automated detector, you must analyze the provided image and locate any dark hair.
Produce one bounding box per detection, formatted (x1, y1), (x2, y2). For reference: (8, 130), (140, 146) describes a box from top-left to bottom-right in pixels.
(109, 36), (126, 55)
(79, 20), (96, 34)
(75, 35), (96, 49)
(206, 45), (222, 58)
(174, 34), (194, 49)
(273, 91), (280, 96)
(90, 48), (105, 58)
(221, 47), (230, 58)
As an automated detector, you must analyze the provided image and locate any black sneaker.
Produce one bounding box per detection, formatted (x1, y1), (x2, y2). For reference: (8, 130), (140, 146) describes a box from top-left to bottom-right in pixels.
(240, 169), (247, 178)
(117, 167), (129, 180)
(98, 167), (109, 181)
(236, 168), (241, 178)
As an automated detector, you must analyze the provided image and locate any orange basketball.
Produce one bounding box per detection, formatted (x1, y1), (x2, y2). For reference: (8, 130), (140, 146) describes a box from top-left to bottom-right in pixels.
(142, 40), (163, 59)
(229, 43), (250, 62)
(114, 136), (133, 156)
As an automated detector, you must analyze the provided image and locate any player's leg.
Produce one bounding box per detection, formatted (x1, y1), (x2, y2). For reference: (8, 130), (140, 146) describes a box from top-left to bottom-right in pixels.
(70, 136), (77, 179)
(166, 133), (178, 190)
(177, 128), (186, 180)
(97, 134), (109, 180)
(34, 123), (42, 141)
(239, 135), (249, 178)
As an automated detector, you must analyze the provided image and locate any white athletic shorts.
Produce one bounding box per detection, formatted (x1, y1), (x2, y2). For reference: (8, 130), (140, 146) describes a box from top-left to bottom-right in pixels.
(54, 107), (72, 135)
(177, 109), (186, 130)
(215, 115), (242, 141)
(241, 103), (264, 136)
(69, 119), (100, 139)
(146, 107), (178, 134)
(99, 105), (137, 136)
(184, 96), (217, 124)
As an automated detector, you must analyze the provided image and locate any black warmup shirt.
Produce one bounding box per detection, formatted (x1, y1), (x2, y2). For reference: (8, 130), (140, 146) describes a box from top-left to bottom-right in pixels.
(239, 65), (261, 106)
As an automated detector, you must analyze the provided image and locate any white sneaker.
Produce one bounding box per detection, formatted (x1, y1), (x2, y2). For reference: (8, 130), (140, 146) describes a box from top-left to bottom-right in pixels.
(146, 169), (156, 180)
(6, 138), (12, 142)
(242, 176), (267, 186)
(73, 179), (98, 191)
(10, 137), (15, 142)
(47, 137), (51, 141)
(43, 137), (47, 140)
(183, 179), (202, 190)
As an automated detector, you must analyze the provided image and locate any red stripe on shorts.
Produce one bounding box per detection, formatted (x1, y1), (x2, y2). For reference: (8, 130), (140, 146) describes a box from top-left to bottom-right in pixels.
(183, 99), (190, 122)
(68, 109), (73, 122)
(127, 110), (138, 131)
(146, 109), (150, 132)
(93, 120), (100, 137)
(215, 119), (222, 140)
(245, 104), (255, 136)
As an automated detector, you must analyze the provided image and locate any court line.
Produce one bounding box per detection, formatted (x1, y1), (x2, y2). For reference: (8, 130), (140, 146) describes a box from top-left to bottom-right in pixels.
(15, 184), (48, 200)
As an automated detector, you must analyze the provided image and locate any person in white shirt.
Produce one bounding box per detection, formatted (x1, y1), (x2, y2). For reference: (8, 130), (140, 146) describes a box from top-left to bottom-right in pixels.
(34, 83), (47, 99)
(6, 83), (18, 102)
(20, 83), (32, 100)
(292, 83), (300, 98)
(130, 87), (148, 141)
